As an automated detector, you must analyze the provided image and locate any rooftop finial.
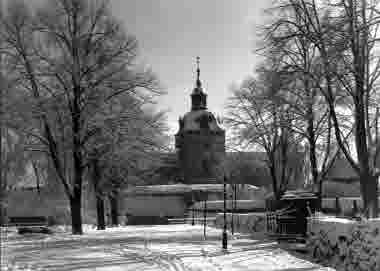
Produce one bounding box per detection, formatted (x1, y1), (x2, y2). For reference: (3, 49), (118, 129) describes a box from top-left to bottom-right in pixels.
(196, 56), (201, 88)
(191, 56), (207, 110)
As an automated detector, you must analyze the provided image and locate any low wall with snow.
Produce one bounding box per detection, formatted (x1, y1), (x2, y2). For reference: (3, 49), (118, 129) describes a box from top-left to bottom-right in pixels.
(214, 213), (267, 236)
(307, 216), (380, 270)
(187, 200), (266, 225)
(5, 187), (97, 225)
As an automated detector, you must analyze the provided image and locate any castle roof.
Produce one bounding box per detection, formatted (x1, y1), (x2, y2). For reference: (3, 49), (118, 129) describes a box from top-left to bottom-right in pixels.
(181, 109), (223, 132)
(177, 57), (224, 134)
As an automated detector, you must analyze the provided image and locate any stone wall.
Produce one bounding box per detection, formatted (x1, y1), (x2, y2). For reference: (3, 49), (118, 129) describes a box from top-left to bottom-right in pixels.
(307, 216), (380, 271)
(121, 195), (186, 217)
(5, 188), (188, 225)
(5, 186), (98, 225)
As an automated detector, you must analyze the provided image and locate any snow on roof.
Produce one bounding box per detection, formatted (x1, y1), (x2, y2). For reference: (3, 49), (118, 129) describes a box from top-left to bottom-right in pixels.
(123, 184), (224, 196)
(281, 190), (317, 199)
(122, 184), (260, 196)
(191, 199), (265, 210)
(182, 110), (223, 132)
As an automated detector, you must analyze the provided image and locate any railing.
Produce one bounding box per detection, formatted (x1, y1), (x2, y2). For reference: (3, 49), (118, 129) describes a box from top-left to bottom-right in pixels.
(266, 207), (301, 237)
(266, 212), (277, 233)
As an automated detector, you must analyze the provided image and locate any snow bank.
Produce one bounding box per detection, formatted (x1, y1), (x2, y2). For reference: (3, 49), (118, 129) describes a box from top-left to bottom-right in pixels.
(307, 216), (380, 270)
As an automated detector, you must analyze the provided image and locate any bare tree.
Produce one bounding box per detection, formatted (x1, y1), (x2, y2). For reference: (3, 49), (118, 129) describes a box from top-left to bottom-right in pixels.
(1, 0), (162, 233)
(0, 6), (5, 222)
(86, 93), (168, 229)
(262, 0), (380, 217)
(226, 60), (303, 200)
(257, 7), (340, 208)
(223, 152), (270, 187)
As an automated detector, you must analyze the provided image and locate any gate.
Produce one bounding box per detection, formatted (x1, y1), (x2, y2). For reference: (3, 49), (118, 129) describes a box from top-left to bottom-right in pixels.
(266, 212), (277, 233)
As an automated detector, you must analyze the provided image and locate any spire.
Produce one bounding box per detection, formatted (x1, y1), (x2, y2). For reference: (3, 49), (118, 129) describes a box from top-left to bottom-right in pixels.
(196, 56), (201, 88)
(191, 56), (207, 110)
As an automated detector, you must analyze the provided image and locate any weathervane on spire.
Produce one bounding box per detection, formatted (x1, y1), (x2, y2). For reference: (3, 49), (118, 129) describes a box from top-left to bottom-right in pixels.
(196, 56), (201, 88)
(190, 56), (207, 109)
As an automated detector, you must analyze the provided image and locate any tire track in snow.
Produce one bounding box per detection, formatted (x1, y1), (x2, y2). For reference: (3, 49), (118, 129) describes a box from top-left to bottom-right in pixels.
(106, 244), (221, 271)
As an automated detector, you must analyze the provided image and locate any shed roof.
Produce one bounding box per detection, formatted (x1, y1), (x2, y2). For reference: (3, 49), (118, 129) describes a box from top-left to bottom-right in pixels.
(122, 184), (259, 196)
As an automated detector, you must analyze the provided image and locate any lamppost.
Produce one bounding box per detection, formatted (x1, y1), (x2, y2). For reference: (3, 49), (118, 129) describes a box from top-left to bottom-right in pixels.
(222, 175), (228, 250)
(191, 192), (195, 226)
(231, 183), (236, 235)
(192, 207), (195, 226)
(203, 197), (207, 240)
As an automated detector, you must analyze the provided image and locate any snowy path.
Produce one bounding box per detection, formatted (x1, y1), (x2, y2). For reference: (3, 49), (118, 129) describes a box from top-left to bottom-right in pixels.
(2, 225), (335, 271)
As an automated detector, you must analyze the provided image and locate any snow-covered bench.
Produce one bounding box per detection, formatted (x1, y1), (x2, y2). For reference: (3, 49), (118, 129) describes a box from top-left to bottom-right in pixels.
(6, 216), (51, 234)
(7, 216), (48, 226)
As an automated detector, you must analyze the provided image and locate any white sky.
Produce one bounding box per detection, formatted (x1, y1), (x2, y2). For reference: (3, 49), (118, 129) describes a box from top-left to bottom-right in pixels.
(109, 0), (270, 133)
(12, 0), (270, 138)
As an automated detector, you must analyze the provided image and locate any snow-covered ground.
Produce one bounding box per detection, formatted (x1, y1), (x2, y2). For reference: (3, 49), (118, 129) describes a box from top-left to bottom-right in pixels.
(2, 224), (335, 271)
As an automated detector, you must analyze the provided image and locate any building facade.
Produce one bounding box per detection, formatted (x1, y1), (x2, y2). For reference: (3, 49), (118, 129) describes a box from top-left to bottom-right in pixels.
(175, 58), (225, 184)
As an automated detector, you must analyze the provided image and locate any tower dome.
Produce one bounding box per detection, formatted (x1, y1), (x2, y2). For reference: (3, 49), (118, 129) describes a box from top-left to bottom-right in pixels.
(182, 110), (223, 133)
(178, 56), (223, 133)
(175, 57), (225, 184)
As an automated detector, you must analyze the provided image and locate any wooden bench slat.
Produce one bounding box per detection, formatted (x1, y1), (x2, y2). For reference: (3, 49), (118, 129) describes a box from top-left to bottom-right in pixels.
(6, 216), (48, 227)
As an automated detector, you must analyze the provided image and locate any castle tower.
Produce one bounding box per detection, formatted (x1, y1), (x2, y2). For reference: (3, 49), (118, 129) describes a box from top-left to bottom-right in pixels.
(175, 57), (225, 184)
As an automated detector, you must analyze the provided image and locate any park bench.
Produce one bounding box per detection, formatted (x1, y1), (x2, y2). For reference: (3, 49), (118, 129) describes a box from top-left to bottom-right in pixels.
(7, 216), (48, 227)
(6, 216), (52, 234)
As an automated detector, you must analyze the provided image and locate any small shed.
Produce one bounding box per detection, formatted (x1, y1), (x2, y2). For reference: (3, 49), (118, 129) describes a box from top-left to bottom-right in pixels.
(266, 190), (318, 237)
(277, 190), (318, 236)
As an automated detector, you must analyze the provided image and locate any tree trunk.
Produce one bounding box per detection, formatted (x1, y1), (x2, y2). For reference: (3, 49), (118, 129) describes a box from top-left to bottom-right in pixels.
(70, 171), (83, 234)
(268, 153), (280, 201)
(71, 109), (83, 234)
(96, 194), (106, 230)
(91, 159), (105, 230)
(109, 192), (119, 226)
(279, 131), (289, 195)
(316, 178), (323, 211)
(70, 160), (83, 233)
(32, 162), (41, 194)
(69, 190), (83, 235)
(0, 62), (5, 226)
(361, 174), (378, 218)
(307, 116), (321, 209)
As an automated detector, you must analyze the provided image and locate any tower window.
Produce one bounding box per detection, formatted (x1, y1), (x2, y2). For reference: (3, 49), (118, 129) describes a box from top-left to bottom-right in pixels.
(198, 115), (210, 129)
(202, 159), (210, 174)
